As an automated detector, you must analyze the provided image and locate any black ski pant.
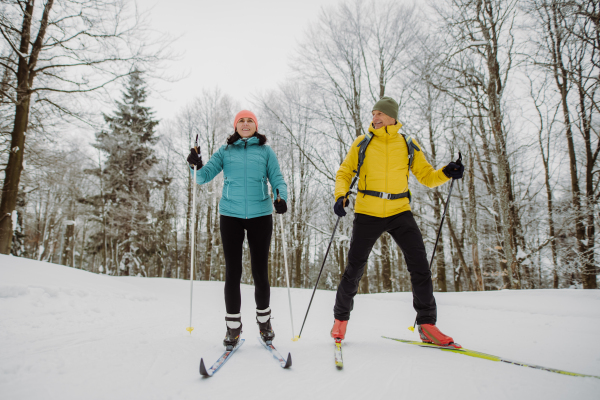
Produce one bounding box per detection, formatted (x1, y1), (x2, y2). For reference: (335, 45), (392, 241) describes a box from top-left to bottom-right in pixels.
(333, 211), (437, 325)
(220, 214), (273, 314)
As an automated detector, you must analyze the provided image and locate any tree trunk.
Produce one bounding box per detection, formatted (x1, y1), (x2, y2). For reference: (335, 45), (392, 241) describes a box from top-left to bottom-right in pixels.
(547, 2), (587, 287)
(0, 0), (54, 254)
(381, 233), (392, 292)
(467, 147), (484, 290)
(447, 215), (472, 291)
(433, 192), (447, 292)
(294, 221), (304, 288)
(475, 115), (509, 287)
(577, 71), (597, 289)
(78, 220), (87, 270)
(62, 222), (75, 267)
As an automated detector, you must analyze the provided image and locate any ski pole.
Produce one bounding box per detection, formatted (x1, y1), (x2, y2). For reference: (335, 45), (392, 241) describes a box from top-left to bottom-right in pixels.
(276, 189), (296, 341)
(187, 135), (200, 334)
(409, 151), (462, 332)
(296, 190), (352, 339)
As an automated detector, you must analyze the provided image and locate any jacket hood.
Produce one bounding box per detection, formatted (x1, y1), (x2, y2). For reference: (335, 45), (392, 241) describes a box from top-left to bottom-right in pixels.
(368, 122), (403, 137)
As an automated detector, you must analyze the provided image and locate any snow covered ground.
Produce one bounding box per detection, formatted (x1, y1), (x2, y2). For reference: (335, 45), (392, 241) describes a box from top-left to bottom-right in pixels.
(1, 255), (599, 400)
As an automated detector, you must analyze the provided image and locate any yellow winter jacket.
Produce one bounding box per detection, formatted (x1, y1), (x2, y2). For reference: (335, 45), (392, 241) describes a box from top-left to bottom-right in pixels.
(334, 122), (450, 218)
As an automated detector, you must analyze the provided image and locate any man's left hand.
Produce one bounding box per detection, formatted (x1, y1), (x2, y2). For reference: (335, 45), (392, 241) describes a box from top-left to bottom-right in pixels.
(443, 161), (464, 179)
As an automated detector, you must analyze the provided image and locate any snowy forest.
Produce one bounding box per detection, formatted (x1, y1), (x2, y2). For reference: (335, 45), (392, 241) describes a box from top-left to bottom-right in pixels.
(1, 0), (598, 292)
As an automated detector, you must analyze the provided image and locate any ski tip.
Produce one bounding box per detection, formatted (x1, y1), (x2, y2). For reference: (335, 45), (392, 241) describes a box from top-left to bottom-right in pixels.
(284, 352), (292, 368)
(199, 358), (209, 376)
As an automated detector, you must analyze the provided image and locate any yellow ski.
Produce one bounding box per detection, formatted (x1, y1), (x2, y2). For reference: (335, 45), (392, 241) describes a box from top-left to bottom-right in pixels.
(383, 336), (600, 380)
(334, 340), (343, 369)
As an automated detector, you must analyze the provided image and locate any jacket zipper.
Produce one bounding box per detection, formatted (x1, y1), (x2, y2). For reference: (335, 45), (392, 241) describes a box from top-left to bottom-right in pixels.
(384, 130), (389, 216)
(244, 140), (248, 219)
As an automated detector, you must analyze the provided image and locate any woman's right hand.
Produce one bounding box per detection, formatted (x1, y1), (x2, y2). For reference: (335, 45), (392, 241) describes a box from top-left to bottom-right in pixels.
(187, 147), (203, 169)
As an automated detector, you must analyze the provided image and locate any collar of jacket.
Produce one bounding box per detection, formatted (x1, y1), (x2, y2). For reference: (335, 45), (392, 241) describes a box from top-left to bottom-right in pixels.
(232, 136), (260, 146)
(368, 122), (403, 138)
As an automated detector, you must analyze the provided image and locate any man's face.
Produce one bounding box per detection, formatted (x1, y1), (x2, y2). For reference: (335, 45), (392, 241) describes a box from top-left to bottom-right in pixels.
(371, 110), (396, 129)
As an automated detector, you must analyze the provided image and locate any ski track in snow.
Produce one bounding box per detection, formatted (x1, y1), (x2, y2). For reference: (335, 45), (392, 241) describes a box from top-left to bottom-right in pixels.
(1, 254), (599, 400)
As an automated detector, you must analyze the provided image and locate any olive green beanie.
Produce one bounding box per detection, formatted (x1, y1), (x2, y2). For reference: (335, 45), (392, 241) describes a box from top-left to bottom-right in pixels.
(372, 96), (399, 120)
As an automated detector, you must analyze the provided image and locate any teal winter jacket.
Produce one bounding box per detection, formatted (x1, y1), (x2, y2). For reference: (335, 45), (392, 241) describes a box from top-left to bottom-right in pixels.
(191, 136), (288, 219)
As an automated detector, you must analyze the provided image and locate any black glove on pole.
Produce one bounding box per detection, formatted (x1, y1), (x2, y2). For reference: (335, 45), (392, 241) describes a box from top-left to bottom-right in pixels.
(442, 156), (464, 179)
(333, 197), (348, 217)
(274, 193), (287, 214)
(187, 145), (203, 169)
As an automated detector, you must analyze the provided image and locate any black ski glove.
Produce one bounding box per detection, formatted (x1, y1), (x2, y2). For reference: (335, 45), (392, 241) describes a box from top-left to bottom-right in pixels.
(187, 147), (203, 169)
(274, 198), (287, 214)
(333, 197), (348, 217)
(443, 161), (464, 179)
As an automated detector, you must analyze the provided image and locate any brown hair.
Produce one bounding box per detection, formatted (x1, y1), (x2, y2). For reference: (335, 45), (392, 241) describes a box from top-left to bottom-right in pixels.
(226, 131), (267, 146)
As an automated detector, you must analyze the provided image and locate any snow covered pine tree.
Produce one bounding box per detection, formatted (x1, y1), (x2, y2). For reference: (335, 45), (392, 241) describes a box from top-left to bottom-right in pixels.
(89, 69), (162, 276)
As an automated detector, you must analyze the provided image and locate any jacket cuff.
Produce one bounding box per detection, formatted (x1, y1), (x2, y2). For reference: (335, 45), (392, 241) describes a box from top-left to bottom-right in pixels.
(438, 168), (451, 182)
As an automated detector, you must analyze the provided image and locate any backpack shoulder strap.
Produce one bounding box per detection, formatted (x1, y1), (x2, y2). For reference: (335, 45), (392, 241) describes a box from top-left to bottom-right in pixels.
(349, 132), (374, 191)
(401, 133), (421, 168)
(356, 132), (373, 174)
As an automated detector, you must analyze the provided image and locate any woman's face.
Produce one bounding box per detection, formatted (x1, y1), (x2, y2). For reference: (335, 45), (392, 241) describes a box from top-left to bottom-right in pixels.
(236, 118), (256, 138)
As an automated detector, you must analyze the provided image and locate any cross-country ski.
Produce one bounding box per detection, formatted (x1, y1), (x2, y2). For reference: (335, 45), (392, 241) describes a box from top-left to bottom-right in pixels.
(334, 340), (344, 369)
(382, 337), (600, 380)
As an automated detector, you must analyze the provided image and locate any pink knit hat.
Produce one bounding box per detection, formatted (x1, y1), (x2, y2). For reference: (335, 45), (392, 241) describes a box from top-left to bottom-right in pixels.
(233, 110), (258, 131)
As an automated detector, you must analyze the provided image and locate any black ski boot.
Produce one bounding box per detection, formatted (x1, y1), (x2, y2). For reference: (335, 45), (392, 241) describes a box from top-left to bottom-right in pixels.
(257, 307), (275, 343)
(223, 313), (242, 349)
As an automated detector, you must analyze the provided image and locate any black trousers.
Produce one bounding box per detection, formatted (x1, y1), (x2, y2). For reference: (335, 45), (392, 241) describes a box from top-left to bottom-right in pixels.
(220, 214), (273, 314)
(333, 211), (437, 325)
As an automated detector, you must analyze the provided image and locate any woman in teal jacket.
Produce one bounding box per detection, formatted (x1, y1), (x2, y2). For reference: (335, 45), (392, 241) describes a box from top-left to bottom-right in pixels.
(187, 110), (287, 348)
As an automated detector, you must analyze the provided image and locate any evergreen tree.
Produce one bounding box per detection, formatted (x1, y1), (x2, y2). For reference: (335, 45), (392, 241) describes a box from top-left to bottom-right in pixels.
(91, 69), (160, 276)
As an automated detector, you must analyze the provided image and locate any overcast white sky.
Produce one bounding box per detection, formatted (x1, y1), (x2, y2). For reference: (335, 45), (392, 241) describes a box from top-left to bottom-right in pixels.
(144, 0), (342, 121)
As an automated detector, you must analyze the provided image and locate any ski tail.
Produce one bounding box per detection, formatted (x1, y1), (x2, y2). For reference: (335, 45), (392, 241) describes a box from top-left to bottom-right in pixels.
(199, 358), (208, 376)
(257, 336), (292, 368)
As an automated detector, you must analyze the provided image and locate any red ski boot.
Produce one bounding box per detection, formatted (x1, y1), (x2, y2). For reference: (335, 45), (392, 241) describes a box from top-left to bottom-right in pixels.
(418, 324), (461, 348)
(330, 319), (348, 341)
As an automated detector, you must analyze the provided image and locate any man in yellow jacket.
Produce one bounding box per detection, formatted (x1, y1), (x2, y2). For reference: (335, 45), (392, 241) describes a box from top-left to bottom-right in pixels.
(331, 96), (464, 348)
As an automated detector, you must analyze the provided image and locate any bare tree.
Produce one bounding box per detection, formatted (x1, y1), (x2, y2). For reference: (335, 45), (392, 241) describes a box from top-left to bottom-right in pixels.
(524, 0), (599, 288)
(0, 0), (167, 254)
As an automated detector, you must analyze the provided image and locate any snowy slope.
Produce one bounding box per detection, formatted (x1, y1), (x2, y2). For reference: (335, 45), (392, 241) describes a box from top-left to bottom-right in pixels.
(1, 254), (599, 400)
